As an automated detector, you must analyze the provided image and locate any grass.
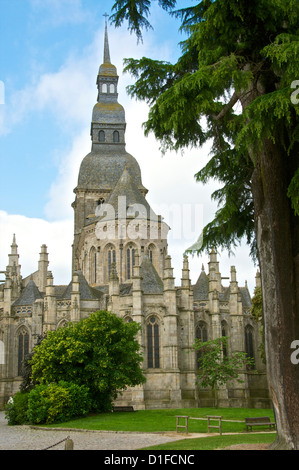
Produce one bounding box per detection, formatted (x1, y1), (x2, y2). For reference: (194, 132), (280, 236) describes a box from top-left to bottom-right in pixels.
(43, 407), (276, 434)
(40, 407), (277, 450)
(140, 432), (276, 450)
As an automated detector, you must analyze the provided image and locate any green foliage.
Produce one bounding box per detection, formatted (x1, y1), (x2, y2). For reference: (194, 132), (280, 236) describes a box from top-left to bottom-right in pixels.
(27, 381), (91, 425)
(20, 333), (47, 393)
(111, 0), (176, 42)
(111, 0), (299, 256)
(250, 286), (263, 323)
(194, 337), (255, 391)
(4, 391), (30, 425)
(29, 311), (146, 412)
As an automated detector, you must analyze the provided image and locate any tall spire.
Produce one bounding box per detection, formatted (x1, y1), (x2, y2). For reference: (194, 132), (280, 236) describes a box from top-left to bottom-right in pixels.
(7, 234), (21, 278)
(103, 13), (111, 64)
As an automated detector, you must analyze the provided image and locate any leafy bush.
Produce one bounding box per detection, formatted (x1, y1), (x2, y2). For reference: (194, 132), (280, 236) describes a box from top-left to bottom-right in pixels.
(5, 391), (30, 425)
(27, 381), (91, 424)
(30, 311), (145, 412)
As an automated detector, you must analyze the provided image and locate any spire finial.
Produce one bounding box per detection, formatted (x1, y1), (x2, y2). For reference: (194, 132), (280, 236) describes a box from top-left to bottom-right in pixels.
(103, 13), (111, 64)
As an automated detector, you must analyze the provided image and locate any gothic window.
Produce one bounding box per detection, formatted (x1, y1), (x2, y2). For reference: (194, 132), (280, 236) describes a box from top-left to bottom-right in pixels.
(108, 245), (116, 278)
(196, 322), (208, 343)
(89, 247), (97, 284)
(98, 130), (105, 142)
(147, 316), (160, 369)
(221, 321), (228, 358)
(113, 130), (120, 143)
(195, 322), (208, 368)
(102, 83), (108, 93)
(245, 325), (255, 369)
(148, 244), (156, 264)
(18, 328), (29, 376)
(126, 244), (136, 280)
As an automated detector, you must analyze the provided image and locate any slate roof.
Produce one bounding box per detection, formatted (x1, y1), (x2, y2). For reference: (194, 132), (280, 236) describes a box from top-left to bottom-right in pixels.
(12, 280), (43, 306)
(192, 270), (252, 308)
(77, 150), (145, 193)
(239, 287), (252, 309)
(140, 256), (164, 294)
(103, 167), (157, 221)
(61, 271), (103, 301)
(193, 270), (209, 301)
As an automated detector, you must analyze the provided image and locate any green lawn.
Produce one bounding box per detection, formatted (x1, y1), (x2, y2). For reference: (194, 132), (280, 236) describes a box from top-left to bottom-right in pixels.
(41, 407), (276, 450)
(44, 407), (275, 434)
(140, 432), (276, 450)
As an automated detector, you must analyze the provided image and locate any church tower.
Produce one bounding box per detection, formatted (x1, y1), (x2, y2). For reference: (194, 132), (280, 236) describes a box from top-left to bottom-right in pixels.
(72, 20), (168, 286)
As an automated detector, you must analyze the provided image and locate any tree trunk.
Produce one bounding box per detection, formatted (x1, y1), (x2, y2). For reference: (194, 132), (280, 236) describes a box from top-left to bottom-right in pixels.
(251, 137), (299, 449)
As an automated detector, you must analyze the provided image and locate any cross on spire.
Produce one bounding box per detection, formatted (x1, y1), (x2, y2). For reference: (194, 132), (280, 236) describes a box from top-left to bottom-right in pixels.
(103, 12), (109, 24)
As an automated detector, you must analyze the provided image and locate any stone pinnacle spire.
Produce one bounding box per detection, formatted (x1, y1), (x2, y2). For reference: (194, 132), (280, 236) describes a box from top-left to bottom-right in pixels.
(103, 13), (111, 64)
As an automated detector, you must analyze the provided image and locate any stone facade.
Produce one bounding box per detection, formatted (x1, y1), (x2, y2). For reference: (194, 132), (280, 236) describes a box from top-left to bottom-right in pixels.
(0, 24), (270, 410)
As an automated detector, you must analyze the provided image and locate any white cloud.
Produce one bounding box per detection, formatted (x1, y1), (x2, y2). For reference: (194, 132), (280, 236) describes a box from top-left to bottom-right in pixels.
(0, 23), (258, 295)
(0, 211), (72, 285)
(44, 128), (90, 220)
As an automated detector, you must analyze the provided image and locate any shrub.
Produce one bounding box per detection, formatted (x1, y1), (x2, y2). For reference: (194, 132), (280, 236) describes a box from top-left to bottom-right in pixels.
(27, 381), (91, 424)
(5, 391), (30, 425)
(29, 311), (145, 412)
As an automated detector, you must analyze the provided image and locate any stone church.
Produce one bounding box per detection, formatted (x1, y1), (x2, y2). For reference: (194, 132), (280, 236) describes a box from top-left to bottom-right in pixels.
(0, 24), (270, 410)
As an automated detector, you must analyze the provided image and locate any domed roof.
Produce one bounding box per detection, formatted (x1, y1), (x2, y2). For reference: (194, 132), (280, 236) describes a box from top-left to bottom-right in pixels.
(98, 62), (117, 77)
(77, 150), (144, 191)
(92, 102), (125, 124)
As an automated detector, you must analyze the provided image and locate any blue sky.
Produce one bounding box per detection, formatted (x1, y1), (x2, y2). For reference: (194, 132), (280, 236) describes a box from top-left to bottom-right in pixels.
(0, 0), (257, 292)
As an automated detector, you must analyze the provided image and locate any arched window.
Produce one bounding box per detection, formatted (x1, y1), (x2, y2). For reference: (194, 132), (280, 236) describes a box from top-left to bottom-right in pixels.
(108, 245), (116, 278)
(245, 325), (255, 369)
(148, 244), (156, 264)
(18, 328), (29, 376)
(196, 322), (208, 343)
(110, 83), (115, 93)
(221, 321), (228, 358)
(147, 316), (160, 368)
(113, 130), (120, 143)
(98, 130), (105, 142)
(195, 322), (208, 368)
(126, 244), (136, 280)
(102, 83), (108, 93)
(89, 247), (97, 284)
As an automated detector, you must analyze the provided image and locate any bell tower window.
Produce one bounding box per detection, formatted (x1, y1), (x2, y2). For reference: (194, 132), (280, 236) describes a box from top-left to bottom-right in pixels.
(102, 83), (108, 93)
(98, 130), (105, 142)
(113, 130), (120, 143)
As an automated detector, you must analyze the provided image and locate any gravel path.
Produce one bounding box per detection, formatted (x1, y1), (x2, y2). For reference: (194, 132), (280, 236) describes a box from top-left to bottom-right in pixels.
(0, 412), (188, 451)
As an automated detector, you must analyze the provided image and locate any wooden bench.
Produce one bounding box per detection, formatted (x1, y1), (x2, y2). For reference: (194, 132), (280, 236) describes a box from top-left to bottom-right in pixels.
(112, 406), (135, 412)
(245, 416), (276, 431)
